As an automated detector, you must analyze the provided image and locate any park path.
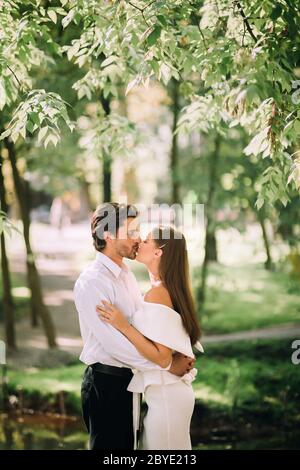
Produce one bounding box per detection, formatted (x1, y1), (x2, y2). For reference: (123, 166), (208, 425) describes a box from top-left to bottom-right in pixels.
(204, 323), (300, 344)
(1, 222), (300, 367)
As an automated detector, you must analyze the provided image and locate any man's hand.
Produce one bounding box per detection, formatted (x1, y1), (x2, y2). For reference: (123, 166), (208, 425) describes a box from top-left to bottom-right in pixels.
(168, 352), (196, 377)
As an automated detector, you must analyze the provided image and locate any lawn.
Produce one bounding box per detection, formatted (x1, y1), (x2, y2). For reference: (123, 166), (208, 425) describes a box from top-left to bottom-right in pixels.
(193, 339), (300, 420)
(195, 263), (300, 334)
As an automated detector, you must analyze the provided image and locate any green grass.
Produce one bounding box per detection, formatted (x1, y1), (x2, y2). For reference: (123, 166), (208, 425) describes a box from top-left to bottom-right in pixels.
(8, 362), (85, 396)
(6, 362), (85, 415)
(193, 339), (300, 423)
(196, 263), (300, 334)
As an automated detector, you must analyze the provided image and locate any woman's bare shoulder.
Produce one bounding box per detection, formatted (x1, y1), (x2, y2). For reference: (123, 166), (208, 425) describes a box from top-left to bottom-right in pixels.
(144, 286), (173, 309)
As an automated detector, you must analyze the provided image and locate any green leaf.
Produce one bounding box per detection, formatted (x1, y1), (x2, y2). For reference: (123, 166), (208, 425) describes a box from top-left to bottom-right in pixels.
(255, 197), (264, 210)
(48, 10), (57, 24)
(19, 126), (26, 140)
(37, 127), (48, 143)
(157, 15), (167, 27)
(244, 127), (270, 157)
(270, 5), (282, 21)
(293, 120), (300, 134)
(29, 112), (40, 126)
(125, 77), (138, 96)
(26, 121), (34, 134)
(11, 132), (19, 143)
(101, 56), (117, 68)
(0, 79), (6, 110)
(147, 26), (162, 47)
(0, 129), (11, 141)
(44, 134), (59, 148)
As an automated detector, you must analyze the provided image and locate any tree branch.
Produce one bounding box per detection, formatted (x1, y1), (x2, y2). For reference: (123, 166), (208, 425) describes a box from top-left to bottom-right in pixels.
(7, 65), (22, 87)
(235, 1), (257, 43)
(127, 1), (157, 27)
(128, 1), (149, 26)
(197, 23), (208, 51)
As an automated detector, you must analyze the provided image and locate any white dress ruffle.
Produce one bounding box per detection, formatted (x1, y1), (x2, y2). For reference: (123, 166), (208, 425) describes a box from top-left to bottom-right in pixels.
(127, 301), (204, 449)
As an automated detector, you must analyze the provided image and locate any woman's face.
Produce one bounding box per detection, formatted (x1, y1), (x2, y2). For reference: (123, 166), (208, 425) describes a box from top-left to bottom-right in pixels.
(136, 233), (160, 265)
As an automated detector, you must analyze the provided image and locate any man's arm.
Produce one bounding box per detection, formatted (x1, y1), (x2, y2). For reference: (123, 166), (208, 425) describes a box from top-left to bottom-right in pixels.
(74, 277), (171, 371)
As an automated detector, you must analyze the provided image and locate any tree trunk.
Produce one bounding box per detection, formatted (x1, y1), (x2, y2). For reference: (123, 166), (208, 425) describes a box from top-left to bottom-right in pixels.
(206, 230), (218, 262)
(4, 137), (57, 348)
(170, 78), (180, 204)
(103, 152), (111, 202)
(80, 178), (93, 212)
(0, 149), (16, 350)
(257, 211), (273, 270)
(100, 95), (112, 202)
(199, 134), (221, 306)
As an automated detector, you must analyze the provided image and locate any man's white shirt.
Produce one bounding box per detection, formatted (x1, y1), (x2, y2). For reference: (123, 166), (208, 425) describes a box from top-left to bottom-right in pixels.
(73, 251), (171, 371)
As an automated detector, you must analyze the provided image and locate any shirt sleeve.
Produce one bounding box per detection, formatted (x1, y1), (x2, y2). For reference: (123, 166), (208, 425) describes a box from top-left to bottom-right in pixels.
(74, 276), (171, 371)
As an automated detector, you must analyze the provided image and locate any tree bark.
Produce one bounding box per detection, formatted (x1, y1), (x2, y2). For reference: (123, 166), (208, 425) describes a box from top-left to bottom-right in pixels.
(80, 178), (93, 212)
(103, 152), (111, 202)
(170, 78), (180, 204)
(206, 230), (218, 262)
(100, 95), (112, 202)
(4, 137), (57, 347)
(0, 148), (16, 350)
(257, 211), (273, 270)
(199, 134), (221, 306)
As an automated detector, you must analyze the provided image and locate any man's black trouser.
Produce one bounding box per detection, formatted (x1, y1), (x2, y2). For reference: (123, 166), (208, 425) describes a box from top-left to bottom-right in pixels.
(81, 363), (134, 450)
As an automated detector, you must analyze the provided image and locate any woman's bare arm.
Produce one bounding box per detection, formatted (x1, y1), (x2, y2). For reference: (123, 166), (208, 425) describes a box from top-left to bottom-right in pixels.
(96, 297), (172, 368)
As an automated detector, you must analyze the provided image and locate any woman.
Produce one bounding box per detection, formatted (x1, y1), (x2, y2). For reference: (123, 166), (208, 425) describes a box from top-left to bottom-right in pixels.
(96, 226), (203, 450)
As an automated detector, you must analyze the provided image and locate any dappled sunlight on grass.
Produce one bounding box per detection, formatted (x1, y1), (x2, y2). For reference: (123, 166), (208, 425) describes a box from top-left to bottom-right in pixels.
(200, 263), (300, 334)
(194, 384), (230, 406)
(9, 364), (85, 396)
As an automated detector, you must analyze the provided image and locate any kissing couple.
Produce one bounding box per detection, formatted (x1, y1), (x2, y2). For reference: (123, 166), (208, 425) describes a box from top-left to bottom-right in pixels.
(74, 202), (203, 450)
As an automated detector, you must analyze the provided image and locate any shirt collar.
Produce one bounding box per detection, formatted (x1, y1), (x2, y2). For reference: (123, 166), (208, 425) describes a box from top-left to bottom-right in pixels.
(95, 252), (129, 278)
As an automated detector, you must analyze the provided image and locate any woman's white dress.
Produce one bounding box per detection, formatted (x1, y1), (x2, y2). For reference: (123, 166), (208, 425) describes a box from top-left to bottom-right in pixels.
(127, 301), (204, 450)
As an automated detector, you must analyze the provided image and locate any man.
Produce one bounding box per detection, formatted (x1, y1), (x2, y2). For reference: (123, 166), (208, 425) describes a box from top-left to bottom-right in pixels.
(73, 202), (195, 450)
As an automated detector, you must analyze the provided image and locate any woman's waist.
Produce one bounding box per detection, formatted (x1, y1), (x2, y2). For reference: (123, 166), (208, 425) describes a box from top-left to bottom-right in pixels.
(127, 368), (197, 393)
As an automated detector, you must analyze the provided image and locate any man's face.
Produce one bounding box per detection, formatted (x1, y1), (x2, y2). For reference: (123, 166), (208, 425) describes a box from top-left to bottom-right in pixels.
(114, 217), (141, 260)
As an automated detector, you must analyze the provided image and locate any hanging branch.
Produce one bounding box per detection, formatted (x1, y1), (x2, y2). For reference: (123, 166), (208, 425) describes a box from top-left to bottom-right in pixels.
(7, 65), (22, 87)
(197, 23), (208, 51)
(235, 1), (258, 43)
(127, 1), (157, 27)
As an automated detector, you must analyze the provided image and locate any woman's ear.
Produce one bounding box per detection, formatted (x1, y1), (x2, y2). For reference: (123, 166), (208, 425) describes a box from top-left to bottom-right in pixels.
(154, 248), (163, 258)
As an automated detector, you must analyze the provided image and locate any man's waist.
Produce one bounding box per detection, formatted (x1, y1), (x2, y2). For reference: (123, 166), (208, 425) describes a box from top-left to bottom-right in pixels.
(90, 362), (133, 378)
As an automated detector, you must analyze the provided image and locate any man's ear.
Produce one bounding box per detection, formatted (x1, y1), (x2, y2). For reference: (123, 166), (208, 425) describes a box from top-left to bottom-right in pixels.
(103, 231), (116, 242)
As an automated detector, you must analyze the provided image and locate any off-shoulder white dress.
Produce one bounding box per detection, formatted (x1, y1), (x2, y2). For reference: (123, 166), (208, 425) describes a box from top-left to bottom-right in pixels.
(127, 301), (204, 450)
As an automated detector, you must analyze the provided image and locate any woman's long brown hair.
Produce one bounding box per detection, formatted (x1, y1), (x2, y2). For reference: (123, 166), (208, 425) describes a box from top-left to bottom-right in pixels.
(152, 226), (201, 346)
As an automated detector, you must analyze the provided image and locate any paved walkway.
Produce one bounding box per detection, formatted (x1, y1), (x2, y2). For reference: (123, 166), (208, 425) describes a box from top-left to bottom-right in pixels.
(203, 323), (300, 345)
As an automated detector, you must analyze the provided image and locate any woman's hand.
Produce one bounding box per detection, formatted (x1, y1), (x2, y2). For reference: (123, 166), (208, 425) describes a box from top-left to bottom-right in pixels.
(96, 300), (130, 333)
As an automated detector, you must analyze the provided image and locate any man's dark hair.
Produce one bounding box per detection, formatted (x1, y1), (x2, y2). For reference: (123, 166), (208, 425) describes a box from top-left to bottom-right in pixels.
(91, 202), (139, 252)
